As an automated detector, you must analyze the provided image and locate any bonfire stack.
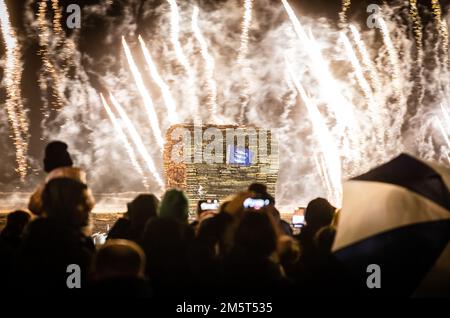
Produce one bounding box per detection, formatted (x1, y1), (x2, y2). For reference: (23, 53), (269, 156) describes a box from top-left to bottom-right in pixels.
(164, 124), (279, 215)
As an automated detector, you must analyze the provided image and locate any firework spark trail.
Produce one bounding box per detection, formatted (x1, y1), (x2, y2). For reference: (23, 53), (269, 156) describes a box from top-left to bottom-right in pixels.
(167, 0), (199, 121)
(122, 37), (164, 150)
(138, 35), (179, 124)
(349, 25), (382, 94)
(51, 0), (63, 35)
(377, 16), (408, 143)
(280, 74), (297, 127)
(109, 93), (165, 189)
(441, 104), (450, 129)
(408, 0), (425, 107)
(237, 0), (253, 124)
(340, 32), (384, 155)
(282, 0), (360, 165)
(38, 0), (64, 110)
(100, 94), (149, 190)
(0, 0), (28, 180)
(0, 0), (28, 140)
(51, 0), (74, 70)
(339, 0), (351, 28)
(313, 153), (333, 203)
(436, 118), (450, 149)
(431, 0), (449, 67)
(282, 0), (357, 128)
(191, 6), (219, 122)
(288, 66), (343, 207)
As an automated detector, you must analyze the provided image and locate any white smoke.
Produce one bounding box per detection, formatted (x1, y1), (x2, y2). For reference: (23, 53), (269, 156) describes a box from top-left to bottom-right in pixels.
(0, 0), (448, 211)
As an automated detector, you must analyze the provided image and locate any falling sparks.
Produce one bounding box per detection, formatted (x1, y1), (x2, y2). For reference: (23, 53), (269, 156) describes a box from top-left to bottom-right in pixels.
(138, 35), (179, 124)
(109, 93), (165, 189)
(167, 0), (199, 121)
(100, 94), (149, 190)
(282, 0), (360, 167)
(288, 65), (343, 207)
(237, 0), (253, 124)
(340, 32), (384, 157)
(377, 15), (408, 144)
(191, 6), (219, 122)
(37, 0), (64, 110)
(339, 0), (351, 28)
(0, 0), (28, 180)
(122, 37), (164, 150)
(349, 25), (382, 94)
(441, 104), (450, 129)
(409, 0), (425, 107)
(431, 0), (449, 67)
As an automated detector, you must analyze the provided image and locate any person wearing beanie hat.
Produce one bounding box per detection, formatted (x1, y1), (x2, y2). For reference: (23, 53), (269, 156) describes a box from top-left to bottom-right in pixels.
(28, 141), (86, 216)
(43, 141), (73, 173)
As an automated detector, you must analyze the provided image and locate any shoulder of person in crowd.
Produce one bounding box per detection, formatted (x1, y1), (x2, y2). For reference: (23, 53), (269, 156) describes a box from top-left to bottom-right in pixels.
(45, 167), (87, 184)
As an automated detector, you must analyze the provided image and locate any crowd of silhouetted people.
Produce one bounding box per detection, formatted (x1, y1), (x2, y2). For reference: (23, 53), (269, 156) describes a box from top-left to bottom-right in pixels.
(0, 141), (359, 297)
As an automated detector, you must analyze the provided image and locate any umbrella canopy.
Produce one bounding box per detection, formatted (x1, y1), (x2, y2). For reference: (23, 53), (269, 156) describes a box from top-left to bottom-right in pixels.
(332, 154), (450, 296)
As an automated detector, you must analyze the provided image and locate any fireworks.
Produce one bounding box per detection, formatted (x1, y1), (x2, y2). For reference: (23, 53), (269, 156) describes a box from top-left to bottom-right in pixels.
(138, 35), (179, 124)
(122, 37), (164, 150)
(431, 0), (449, 67)
(1, 0), (450, 208)
(100, 94), (149, 190)
(377, 16), (407, 143)
(167, 0), (199, 121)
(349, 25), (381, 94)
(0, 0), (28, 180)
(191, 6), (219, 122)
(282, 0), (360, 168)
(339, 0), (352, 28)
(237, 0), (253, 124)
(340, 32), (384, 156)
(288, 66), (343, 207)
(37, 0), (64, 110)
(109, 93), (165, 190)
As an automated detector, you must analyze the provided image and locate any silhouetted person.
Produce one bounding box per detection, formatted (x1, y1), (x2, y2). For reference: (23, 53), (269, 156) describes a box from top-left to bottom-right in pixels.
(222, 211), (288, 294)
(0, 210), (31, 249)
(297, 197), (335, 265)
(29, 141), (86, 215)
(264, 205), (293, 236)
(315, 225), (336, 256)
(158, 189), (190, 223)
(142, 217), (194, 295)
(16, 178), (95, 294)
(107, 194), (159, 243)
(0, 210), (31, 293)
(90, 239), (151, 297)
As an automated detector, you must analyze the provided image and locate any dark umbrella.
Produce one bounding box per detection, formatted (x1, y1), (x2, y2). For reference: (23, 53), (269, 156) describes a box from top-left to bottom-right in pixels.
(332, 154), (450, 297)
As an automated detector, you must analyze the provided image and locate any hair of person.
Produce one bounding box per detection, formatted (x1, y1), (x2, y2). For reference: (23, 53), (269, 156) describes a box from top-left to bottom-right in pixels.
(127, 194), (159, 229)
(94, 239), (146, 280)
(158, 189), (189, 223)
(304, 197), (336, 229)
(41, 177), (93, 227)
(1, 210), (31, 236)
(233, 211), (278, 258)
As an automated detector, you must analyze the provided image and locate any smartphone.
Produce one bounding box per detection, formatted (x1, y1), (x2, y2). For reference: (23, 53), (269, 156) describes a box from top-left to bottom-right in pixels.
(292, 207), (306, 228)
(200, 199), (219, 211)
(292, 215), (305, 228)
(243, 198), (270, 210)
